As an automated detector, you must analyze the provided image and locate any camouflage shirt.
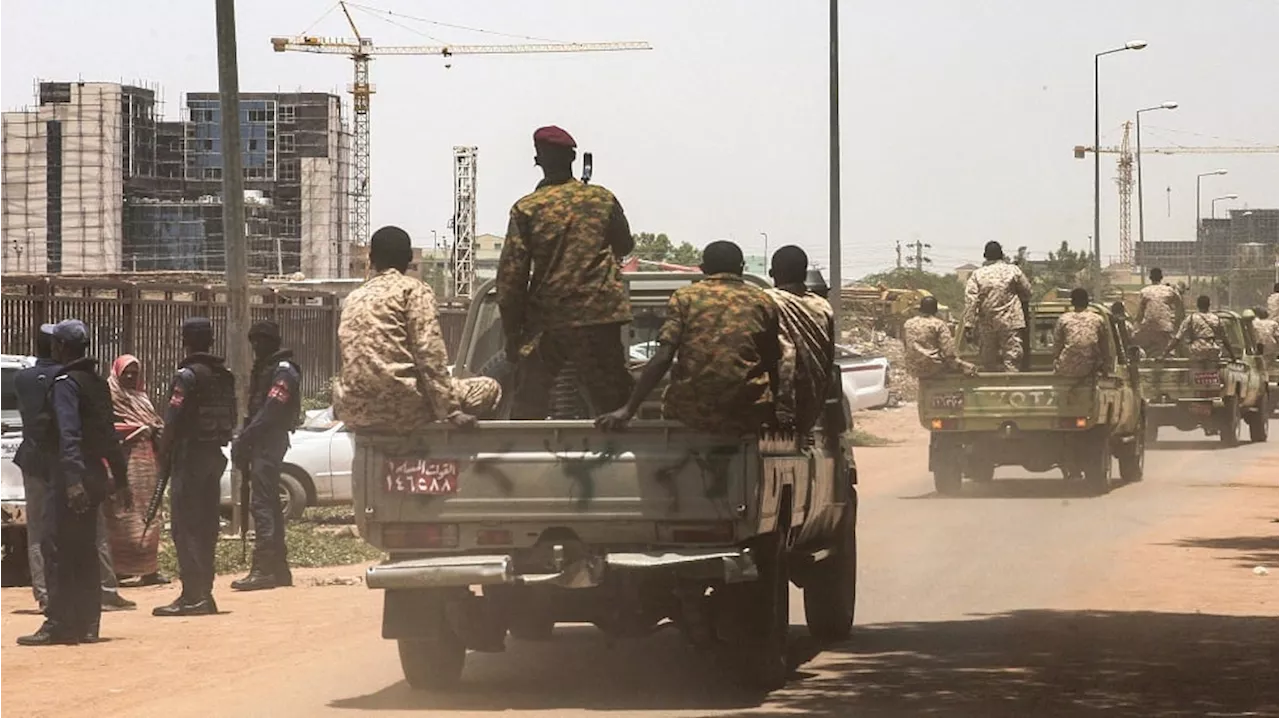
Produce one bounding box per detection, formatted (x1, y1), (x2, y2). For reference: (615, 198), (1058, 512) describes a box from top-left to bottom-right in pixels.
(902, 314), (966, 377)
(335, 269), (460, 432)
(1052, 309), (1111, 377)
(1268, 292), (1279, 319)
(1173, 311), (1225, 360)
(659, 274), (781, 435)
(766, 285), (834, 432)
(963, 260), (1032, 331)
(1136, 283), (1181, 334)
(498, 178), (633, 355)
(1252, 317), (1278, 357)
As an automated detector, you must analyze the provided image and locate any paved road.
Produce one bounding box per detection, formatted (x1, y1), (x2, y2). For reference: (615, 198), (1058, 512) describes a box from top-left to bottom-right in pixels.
(3, 421), (1276, 717)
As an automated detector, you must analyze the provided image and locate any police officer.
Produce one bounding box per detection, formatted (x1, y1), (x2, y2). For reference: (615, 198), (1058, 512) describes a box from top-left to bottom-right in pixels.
(18, 320), (131, 646)
(153, 317), (236, 617)
(230, 320), (300, 591)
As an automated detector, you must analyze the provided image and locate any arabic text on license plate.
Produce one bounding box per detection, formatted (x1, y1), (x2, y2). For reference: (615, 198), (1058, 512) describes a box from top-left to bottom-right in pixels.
(931, 393), (965, 410)
(1193, 372), (1220, 386)
(384, 459), (459, 495)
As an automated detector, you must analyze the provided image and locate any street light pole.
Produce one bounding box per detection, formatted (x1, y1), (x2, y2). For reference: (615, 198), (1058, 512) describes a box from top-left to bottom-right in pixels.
(1195, 169), (1228, 282)
(1135, 101), (1177, 282)
(1211, 194), (1238, 219)
(759, 232), (769, 267)
(1094, 40), (1147, 283)
(828, 0), (842, 327)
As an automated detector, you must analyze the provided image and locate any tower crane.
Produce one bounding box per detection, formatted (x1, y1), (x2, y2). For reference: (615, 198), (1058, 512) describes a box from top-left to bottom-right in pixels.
(271, 1), (651, 262)
(1074, 131), (1277, 266)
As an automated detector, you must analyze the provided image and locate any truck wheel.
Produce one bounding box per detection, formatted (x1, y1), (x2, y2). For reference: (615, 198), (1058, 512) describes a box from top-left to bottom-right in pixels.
(966, 462), (995, 483)
(803, 499), (857, 642)
(1219, 396), (1241, 447)
(398, 633), (466, 690)
(279, 469), (309, 521)
(933, 465), (962, 495)
(1118, 425), (1145, 483)
(1247, 394), (1270, 443)
(1144, 419), (1159, 444)
(1083, 431), (1111, 495)
(726, 532), (790, 691)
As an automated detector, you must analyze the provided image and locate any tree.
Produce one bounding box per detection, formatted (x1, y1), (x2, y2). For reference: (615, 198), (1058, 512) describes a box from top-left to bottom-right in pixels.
(1021, 241), (1095, 297)
(631, 232), (672, 261)
(669, 242), (701, 267)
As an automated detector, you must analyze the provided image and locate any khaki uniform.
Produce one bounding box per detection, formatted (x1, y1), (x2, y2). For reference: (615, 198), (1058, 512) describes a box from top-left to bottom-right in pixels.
(963, 260), (1032, 372)
(498, 178), (634, 418)
(1267, 292), (1279, 320)
(902, 314), (974, 378)
(1134, 283), (1181, 356)
(1173, 311), (1226, 361)
(335, 269), (500, 432)
(1253, 317), (1278, 360)
(659, 274), (781, 435)
(766, 285), (834, 433)
(1052, 309), (1112, 377)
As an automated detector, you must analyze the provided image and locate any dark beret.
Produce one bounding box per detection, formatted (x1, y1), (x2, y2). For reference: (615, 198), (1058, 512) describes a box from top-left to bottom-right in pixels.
(533, 125), (576, 149)
(249, 319), (281, 340)
(182, 316), (213, 336)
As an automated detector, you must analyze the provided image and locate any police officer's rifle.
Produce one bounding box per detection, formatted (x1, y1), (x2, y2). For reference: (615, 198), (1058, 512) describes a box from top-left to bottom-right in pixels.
(140, 460), (170, 546)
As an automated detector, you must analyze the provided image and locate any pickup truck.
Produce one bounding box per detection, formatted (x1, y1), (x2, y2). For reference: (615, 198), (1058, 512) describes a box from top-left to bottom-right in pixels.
(1138, 310), (1270, 445)
(352, 273), (857, 691)
(917, 301), (1146, 496)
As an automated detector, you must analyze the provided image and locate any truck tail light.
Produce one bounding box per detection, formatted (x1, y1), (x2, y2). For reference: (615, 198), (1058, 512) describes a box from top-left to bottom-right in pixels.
(657, 521), (735, 544)
(930, 418), (958, 430)
(382, 523), (459, 549)
(476, 528), (513, 546)
(1058, 417), (1089, 429)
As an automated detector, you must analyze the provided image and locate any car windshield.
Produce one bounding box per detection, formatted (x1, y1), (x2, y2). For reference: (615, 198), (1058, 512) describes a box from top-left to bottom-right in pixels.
(300, 407), (339, 431)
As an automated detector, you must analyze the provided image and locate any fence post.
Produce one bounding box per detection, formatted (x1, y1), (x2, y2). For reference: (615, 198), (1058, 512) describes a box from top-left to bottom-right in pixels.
(121, 282), (138, 356)
(33, 277), (50, 328)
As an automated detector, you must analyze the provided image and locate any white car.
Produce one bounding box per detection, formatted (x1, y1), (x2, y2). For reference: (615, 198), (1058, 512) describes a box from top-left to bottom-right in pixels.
(836, 345), (892, 412)
(219, 407), (353, 519)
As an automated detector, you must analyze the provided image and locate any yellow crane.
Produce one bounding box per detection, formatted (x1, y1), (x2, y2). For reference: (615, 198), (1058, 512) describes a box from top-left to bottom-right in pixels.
(1074, 131), (1277, 266)
(272, 2), (651, 248)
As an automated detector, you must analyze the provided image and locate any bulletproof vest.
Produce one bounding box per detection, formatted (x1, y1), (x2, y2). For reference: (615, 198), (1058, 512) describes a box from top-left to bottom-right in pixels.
(33, 362), (119, 496)
(181, 356), (237, 443)
(249, 352), (302, 431)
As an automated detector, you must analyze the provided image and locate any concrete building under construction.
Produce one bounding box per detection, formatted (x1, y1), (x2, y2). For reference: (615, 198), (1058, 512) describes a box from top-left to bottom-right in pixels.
(2, 81), (352, 277)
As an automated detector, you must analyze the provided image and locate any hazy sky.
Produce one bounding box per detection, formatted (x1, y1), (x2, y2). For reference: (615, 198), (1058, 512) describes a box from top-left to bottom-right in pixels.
(3, 0), (1276, 278)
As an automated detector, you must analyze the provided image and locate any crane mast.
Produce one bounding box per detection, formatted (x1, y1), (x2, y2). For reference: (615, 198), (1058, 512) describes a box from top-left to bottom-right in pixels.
(452, 147), (477, 299)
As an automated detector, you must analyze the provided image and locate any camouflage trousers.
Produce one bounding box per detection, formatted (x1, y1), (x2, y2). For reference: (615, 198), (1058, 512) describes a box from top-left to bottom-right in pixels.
(453, 377), (502, 419)
(512, 323), (634, 420)
(1133, 326), (1173, 357)
(977, 329), (1023, 372)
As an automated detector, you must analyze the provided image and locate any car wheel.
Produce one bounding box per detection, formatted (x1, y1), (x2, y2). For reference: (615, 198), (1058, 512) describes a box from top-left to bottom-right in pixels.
(1083, 430), (1112, 495)
(803, 498), (857, 642)
(1219, 395), (1241, 447)
(279, 469), (308, 521)
(1247, 393), (1270, 443)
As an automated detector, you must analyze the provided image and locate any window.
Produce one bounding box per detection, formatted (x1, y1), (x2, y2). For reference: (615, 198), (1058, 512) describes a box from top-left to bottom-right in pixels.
(281, 216), (299, 237)
(278, 133), (295, 153)
(248, 139), (259, 151)
(280, 105), (296, 123)
(279, 161), (298, 181)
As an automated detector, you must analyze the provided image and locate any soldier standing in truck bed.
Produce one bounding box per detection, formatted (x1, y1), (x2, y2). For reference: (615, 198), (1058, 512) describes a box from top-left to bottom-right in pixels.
(962, 241), (1032, 372)
(1134, 268), (1182, 356)
(497, 125), (635, 419)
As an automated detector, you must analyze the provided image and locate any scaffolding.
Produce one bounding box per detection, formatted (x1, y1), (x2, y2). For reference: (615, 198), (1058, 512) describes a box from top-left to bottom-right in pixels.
(452, 146), (477, 298)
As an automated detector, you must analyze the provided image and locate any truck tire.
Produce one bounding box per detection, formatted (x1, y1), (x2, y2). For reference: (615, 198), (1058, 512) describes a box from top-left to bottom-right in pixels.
(279, 469), (309, 521)
(398, 633), (466, 690)
(725, 532), (790, 691)
(1118, 424), (1145, 483)
(1219, 395), (1241, 447)
(933, 464), (962, 495)
(1083, 431), (1111, 495)
(1247, 394), (1270, 443)
(1144, 419), (1158, 444)
(803, 499), (857, 642)
(966, 462), (995, 483)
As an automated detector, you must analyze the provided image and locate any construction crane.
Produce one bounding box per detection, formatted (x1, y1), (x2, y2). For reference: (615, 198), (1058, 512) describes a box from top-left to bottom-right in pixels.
(271, 2), (652, 271)
(1074, 130), (1278, 265)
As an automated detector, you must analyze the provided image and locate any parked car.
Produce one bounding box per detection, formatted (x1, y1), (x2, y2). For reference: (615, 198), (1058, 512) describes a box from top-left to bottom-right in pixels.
(2, 355), (35, 585)
(219, 407), (353, 519)
(836, 345), (891, 411)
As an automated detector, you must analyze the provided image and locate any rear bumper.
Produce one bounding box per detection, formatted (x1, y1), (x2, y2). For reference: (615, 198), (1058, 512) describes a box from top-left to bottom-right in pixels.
(1, 501), (26, 528)
(365, 547), (759, 590)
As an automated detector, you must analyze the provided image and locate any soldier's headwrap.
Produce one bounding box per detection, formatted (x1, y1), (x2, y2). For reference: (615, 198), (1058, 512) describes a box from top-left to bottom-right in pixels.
(983, 241), (1004, 261)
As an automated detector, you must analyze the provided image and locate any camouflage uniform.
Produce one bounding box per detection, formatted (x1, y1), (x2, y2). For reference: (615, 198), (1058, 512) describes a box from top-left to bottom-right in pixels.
(1268, 292), (1279, 320)
(766, 285), (834, 432)
(963, 260), (1032, 372)
(498, 178), (634, 418)
(1052, 309), (1112, 377)
(1252, 317), (1278, 360)
(1172, 311), (1226, 361)
(1134, 283), (1182, 356)
(902, 314), (974, 378)
(659, 274), (781, 435)
(335, 269), (500, 432)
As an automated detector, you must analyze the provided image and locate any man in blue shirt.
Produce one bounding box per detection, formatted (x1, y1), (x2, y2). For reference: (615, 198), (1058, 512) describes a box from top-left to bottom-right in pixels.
(13, 326), (60, 614)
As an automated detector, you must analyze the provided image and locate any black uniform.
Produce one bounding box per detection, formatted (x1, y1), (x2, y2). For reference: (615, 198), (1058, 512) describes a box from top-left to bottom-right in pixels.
(43, 357), (128, 640)
(234, 350), (300, 579)
(159, 353), (236, 605)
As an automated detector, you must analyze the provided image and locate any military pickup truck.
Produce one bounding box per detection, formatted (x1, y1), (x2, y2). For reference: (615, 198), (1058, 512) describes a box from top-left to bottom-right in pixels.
(1138, 310), (1269, 446)
(352, 273), (857, 692)
(917, 302), (1146, 496)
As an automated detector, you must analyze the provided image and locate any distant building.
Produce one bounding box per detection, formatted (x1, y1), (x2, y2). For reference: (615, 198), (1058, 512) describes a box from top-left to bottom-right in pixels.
(954, 263), (979, 283)
(1137, 209), (1278, 277)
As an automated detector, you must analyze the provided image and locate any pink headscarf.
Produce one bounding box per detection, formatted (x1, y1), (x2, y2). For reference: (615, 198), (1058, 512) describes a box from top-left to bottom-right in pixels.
(108, 354), (162, 430)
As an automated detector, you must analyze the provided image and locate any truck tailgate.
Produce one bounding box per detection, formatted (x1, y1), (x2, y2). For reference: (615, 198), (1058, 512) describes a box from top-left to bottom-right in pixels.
(919, 372), (1108, 431)
(1139, 359), (1221, 403)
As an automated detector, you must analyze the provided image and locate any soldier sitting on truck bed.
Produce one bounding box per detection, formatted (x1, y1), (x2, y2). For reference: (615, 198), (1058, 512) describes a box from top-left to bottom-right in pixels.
(962, 241), (1032, 373)
(903, 296), (976, 378)
(765, 245), (834, 433)
(1251, 307), (1278, 361)
(1053, 289), (1112, 377)
(1134, 267), (1182, 356)
(1166, 295), (1230, 361)
(596, 241), (781, 435)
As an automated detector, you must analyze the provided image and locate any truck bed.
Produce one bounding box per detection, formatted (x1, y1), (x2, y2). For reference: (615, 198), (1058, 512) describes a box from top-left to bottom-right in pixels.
(918, 371), (1127, 433)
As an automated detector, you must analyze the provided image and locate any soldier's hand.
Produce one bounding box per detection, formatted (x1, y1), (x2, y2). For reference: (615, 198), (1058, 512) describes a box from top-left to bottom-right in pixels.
(66, 483), (90, 514)
(595, 409), (632, 432)
(446, 411), (478, 429)
(963, 364), (979, 377)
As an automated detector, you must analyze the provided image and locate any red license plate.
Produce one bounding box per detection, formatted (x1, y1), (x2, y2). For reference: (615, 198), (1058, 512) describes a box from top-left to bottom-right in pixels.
(1193, 372), (1220, 386)
(1187, 403), (1212, 416)
(384, 459), (459, 495)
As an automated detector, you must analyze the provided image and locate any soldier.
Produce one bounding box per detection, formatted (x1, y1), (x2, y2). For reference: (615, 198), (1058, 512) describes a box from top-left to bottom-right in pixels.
(903, 297), (977, 378)
(962, 241), (1032, 372)
(498, 125), (635, 419)
(1268, 282), (1279, 320)
(765, 246), (834, 433)
(1252, 307), (1278, 361)
(1168, 295), (1229, 361)
(152, 318), (236, 617)
(14, 325), (60, 615)
(596, 241), (781, 435)
(335, 225), (499, 430)
(18, 320), (131, 646)
(1134, 267), (1182, 356)
(1053, 289), (1112, 377)
(229, 321), (300, 592)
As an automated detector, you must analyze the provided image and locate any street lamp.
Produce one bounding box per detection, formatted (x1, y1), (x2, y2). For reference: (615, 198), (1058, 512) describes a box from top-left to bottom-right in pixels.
(1195, 169), (1228, 279)
(1211, 193), (1239, 219)
(759, 232), (769, 266)
(1094, 39), (1148, 279)
(1135, 101), (1177, 281)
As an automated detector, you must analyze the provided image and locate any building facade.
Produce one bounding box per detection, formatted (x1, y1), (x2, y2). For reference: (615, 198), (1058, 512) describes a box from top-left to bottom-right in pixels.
(1137, 209), (1279, 278)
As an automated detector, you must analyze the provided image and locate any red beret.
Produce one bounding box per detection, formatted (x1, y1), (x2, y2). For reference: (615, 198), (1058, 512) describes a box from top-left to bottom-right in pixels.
(533, 125), (576, 149)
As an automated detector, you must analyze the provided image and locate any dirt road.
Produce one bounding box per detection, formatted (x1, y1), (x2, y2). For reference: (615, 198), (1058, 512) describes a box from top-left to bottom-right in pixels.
(3, 411), (1276, 717)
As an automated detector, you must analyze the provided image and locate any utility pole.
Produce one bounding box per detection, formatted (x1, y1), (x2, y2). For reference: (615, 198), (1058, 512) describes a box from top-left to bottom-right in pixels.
(828, 0), (842, 327)
(216, 0), (251, 537)
(895, 240), (902, 269)
(906, 240), (932, 271)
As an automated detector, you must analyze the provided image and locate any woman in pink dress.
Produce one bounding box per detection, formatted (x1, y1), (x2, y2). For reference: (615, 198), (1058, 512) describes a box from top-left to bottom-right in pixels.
(104, 354), (169, 585)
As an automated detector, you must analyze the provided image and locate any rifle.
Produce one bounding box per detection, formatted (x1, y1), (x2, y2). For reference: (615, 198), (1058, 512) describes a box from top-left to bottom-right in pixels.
(234, 451), (251, 561)
(581, 151), (593, 184)
(140, 461), (171, 546)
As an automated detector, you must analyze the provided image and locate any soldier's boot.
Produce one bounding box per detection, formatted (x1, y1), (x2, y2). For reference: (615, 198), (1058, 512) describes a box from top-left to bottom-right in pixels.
(273, 559), (293, 588)
(231, 559), (280, 592)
